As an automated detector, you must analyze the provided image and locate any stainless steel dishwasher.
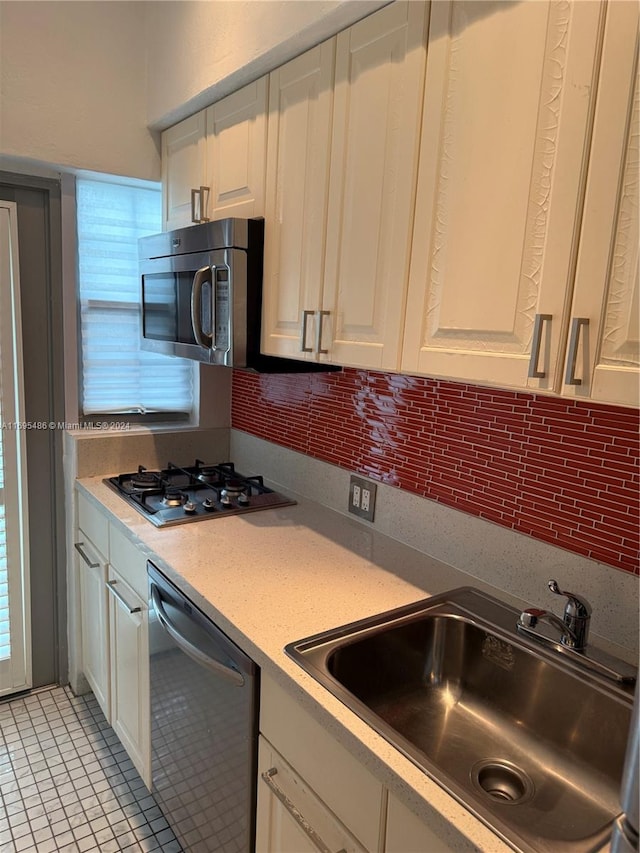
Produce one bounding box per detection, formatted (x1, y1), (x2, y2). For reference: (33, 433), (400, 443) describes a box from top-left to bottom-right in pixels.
(147, 561), (259, 853)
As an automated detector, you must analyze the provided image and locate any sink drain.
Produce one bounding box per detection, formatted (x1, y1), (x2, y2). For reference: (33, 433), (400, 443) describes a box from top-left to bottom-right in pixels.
(470, 760), (535, 805)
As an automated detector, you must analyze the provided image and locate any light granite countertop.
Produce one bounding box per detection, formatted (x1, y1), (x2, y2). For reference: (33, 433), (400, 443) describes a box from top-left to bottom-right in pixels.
(76, 474), (588, 853)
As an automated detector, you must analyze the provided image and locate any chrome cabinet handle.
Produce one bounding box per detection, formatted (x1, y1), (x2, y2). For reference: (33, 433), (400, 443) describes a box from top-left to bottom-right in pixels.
(316, 310), (330, 355)
(198, 186), (210, 222)
(150, 584), (245, 686)
(190, 188), (200, 223)
(261, 768), (347, 853)
(301, 310), (315, 353)
(190, 188), (197, 223)
(107, 580), (141, 614)
(190, 186), (210, 223)
(527, 313), (552, 378)
(74, 542), (99, 569)
(191, 265), (214, 349)
(564, 317), (589, 386)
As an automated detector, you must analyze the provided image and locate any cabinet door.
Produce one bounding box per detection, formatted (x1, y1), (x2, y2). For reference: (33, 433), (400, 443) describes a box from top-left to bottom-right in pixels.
(161, 111), (207, 230)
(262, 41), (336, 360)
(205, 78), (267, 219)
(256, 737), (367, 853)
(564, 0), (639, 407)
(385, 794), (454, 853)
(260, 674), (384, 852)
(108, 566), (151, 789)
(402, 0), (604, 390)
(321, 0), (428, 369)
(77, 536), (110, 719)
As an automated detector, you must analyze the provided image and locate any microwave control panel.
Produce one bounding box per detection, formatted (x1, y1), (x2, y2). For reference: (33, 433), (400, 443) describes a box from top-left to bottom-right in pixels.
(214, 267), (230, 352)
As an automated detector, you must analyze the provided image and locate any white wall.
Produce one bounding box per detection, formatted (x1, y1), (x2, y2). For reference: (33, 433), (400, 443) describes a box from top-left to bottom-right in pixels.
(0, 0), (388, 180)
(144, 0), (390, 129)
(0, 1), (159, 180)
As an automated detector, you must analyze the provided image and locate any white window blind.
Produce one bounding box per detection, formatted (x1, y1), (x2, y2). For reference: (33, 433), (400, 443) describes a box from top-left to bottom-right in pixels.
(77, 178), (193, 416)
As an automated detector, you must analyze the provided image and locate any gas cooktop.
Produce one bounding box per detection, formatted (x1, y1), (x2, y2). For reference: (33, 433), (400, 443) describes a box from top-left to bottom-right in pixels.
(104, 460), (296, 527)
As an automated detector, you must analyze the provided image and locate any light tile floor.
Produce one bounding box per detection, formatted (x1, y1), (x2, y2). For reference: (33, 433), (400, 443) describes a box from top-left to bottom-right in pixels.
(0, 685), (183, 853)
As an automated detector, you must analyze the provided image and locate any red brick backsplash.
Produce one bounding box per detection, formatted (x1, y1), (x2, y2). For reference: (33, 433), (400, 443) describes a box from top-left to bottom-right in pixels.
(232, 368), (640, 574)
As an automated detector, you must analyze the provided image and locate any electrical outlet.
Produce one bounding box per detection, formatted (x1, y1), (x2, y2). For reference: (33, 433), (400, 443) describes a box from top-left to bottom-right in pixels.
(349, 475), (376, 522)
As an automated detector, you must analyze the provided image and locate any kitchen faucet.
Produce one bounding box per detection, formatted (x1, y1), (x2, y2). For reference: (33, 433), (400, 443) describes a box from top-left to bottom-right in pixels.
(517, 578), (636, 684)
(518, 578), (591, 650)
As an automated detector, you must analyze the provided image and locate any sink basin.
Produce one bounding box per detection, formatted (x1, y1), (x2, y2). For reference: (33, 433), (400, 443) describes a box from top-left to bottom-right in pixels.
(285, 588), (636, 853)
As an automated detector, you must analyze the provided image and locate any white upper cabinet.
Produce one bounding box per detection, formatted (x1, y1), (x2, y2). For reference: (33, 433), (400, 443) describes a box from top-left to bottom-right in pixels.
(205, 78), (268, 219)
(262, 41), (336, 360)
(161, 111), (207, 231)
(161, 0), (637, 406)
(161, 78), (267, 231)
(565, 0), (639, 407)
(402, 0), (606, 392)
(162, 112), (207, 231)
(262, 1), (428, 367)
(321, 1), (428, 369)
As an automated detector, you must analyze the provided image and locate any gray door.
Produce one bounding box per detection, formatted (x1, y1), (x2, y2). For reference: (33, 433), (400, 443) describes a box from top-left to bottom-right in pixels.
(0, 172), (66, 688)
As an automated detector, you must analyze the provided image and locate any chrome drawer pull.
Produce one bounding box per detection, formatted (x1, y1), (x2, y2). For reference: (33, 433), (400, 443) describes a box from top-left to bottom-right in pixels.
(261, 767), (347, 853)
(527, 313), (552, 378)
(106, 580), (141, 614)
(74, 542), (99, 569)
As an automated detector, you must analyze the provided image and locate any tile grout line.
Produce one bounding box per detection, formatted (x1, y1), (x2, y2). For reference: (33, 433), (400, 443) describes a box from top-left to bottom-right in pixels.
(0, 685), (182, 853)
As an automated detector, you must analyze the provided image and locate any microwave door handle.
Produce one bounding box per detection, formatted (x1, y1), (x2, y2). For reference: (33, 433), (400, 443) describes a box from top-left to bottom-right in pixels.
(191, 265), (213, 348)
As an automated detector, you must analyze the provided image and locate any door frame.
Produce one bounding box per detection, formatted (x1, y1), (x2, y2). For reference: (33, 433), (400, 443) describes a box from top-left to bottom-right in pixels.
(0, 201), (31, 696)
(0, 171), (67, 688)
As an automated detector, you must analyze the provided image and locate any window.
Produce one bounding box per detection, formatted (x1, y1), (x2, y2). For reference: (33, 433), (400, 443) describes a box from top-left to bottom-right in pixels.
(76, 177), (193, 418)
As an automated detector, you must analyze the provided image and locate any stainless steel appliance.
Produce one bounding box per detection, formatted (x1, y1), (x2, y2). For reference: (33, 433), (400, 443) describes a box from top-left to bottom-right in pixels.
(104, 459), (295, 527)
(612, 680), (639, 853)
(148, 561), (259, 853)
(138, 217), (338, 372)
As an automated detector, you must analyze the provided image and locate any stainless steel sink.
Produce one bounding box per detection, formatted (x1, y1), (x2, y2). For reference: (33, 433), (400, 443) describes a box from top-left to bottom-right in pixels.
(285, 588), (636, 853)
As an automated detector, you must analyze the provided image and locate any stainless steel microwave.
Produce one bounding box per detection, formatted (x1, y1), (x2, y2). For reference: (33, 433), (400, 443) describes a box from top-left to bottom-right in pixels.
(138, 217), (337, 373)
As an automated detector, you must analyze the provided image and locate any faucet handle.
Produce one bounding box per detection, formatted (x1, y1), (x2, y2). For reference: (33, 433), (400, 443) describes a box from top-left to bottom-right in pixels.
(548, 579), (592, 619)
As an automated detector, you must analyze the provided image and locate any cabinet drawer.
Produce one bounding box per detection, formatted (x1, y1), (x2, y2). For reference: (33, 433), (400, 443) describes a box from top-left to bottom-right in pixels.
(260, 674), (384, 852)
(77, 491), (109, 557)
(109, 523), (147, 600)
(257, 735), (367, 853)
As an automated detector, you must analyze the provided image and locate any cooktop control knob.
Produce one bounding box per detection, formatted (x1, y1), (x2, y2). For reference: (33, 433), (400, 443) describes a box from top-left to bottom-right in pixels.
(202, 498), (216, 511)
(237, 493), (250, 506)
(220, 494), (232, 507)
(184, 500), (197, 513)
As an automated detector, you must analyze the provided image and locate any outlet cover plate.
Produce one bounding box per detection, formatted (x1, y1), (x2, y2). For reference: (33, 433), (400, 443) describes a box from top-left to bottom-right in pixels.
(349, 475), (377, 522)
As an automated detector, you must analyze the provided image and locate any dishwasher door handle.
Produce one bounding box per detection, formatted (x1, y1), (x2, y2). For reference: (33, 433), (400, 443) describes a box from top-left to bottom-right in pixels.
(150, 583), (245, 687)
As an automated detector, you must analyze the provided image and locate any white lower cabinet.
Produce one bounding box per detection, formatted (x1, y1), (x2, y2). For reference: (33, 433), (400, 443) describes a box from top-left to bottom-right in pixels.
(75, 491), (151, 789)
(385, 794), (453, 853)
(76, 534), (110, 719)
(258, 674), (385, 852)
(258, 674), (457, 853)
(107, 565), (150, 788)
(257, 737), (368, 853)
